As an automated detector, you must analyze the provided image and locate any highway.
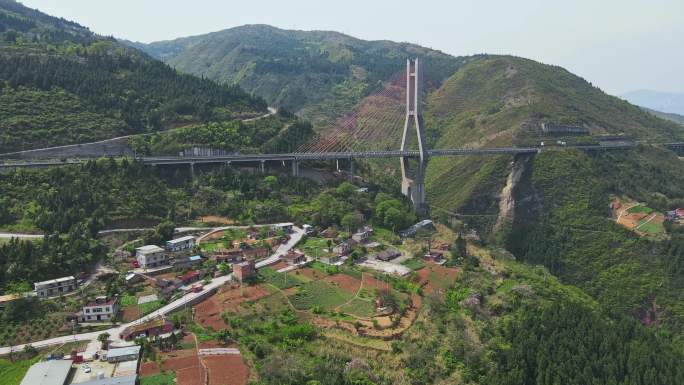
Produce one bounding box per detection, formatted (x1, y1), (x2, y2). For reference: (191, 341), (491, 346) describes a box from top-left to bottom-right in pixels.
(0, 142), (651, 170)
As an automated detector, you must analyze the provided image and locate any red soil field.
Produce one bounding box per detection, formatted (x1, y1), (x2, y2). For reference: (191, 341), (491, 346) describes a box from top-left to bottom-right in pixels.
(296, 267), (324, 280)
(163, 356), (203, 385)
(324, 273), (362, 293)
(417, 263), (459, 294)
(204, 355), (250, 385)
(194, 285), (271, 329)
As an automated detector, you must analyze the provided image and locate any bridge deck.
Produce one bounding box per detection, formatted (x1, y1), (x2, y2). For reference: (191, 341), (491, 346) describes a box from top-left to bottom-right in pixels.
(0, 142), (675, 169)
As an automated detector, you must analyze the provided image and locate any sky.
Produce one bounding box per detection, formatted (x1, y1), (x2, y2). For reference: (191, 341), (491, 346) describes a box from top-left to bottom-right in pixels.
(18, 0), (684, 96)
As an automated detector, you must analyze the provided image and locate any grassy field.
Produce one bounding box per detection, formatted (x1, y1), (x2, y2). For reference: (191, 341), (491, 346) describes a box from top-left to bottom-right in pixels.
(402, 258), (426, 271)
(259, 267), (306, 289)
(300, 237), (335, 258)
(637, 218), (666, 237)
(139, 300), (163, 315)
(120, 294), (137, 307)
(140, 372), (176, 385)
(627, 205), (654, 214)
(0, 356), (41, 385)
(289, 280), (354, 311)
(340, 298), (376, 318)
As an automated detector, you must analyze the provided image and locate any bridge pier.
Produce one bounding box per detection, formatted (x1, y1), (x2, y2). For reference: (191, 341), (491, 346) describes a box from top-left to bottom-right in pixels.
(189, 162), (195, 179)
(260, 160), (265, 173)
(400, 58), (429, 217)
(291, 159), (299, 177)
(349, 158), (354, 182)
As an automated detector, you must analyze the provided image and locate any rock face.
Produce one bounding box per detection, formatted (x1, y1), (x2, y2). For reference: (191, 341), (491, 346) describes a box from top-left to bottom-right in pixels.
(494, 156), (527, 233)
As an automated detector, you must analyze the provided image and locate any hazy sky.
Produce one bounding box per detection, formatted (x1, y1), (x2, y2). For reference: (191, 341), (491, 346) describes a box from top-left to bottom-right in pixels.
(18, 0), (684, 95)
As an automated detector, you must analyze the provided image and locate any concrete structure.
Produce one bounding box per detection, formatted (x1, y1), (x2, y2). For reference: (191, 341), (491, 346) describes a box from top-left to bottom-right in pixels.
(377, 250), (402, 262)
(76, 375), (137, 385)
(81, 296), (118, 322)
(135, 245), (166, 268)
(120, 318), (173, 341)
(352, 226), (373, 243)
(400, 58), (429, 217)
(284, 250), (306, 265)
(271, 222), (294, 233)
(399, 219), (435, 238)
(333, 241), (354, 256)
(172, 255), (203, 269)
(105, 345), (141, 363)
(20, 359), (72, 385)
(34, 276), (77, 298)
(165, 235), (195, 252)
(234, 260), (256, 283)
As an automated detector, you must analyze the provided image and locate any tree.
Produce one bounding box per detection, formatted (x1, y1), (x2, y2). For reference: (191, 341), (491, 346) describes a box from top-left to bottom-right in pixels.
(98, 332), (110, 349)
(341, 212), (364, 234)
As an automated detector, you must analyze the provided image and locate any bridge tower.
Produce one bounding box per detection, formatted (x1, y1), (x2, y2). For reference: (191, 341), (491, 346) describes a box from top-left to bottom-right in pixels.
(400, 58), (429, 217)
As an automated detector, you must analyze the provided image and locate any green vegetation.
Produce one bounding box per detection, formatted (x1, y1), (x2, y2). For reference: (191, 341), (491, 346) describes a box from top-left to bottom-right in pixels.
(0, 1), (265, 152)
(130, 112), (314, 156)
(140, 372), (176, 385)
(259, 267), (306, 289)
(289, 280), (354, 311)
(137, 25), (462, 126)
(0, 356), (40, 385)
(627, 205), (653, 214)
(508, 147), (684, 336)
(339, 297), (375, 318)
(402, 258), (426, 271)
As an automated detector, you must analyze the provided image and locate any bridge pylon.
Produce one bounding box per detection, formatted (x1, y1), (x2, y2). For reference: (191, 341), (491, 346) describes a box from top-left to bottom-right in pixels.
(400, 58), (429, 217)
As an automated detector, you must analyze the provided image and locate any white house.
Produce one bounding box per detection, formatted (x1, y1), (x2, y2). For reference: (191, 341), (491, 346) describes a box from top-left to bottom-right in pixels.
(34, 276), (77, 298)
(165, 235), (196, 252)
(81, 296), (118, 322)
(136, 245), (166, 268)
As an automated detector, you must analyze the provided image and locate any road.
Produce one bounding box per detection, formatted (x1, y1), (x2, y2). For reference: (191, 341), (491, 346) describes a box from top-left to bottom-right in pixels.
(0, 232), (43, 240)
(0, 225), (304, 356)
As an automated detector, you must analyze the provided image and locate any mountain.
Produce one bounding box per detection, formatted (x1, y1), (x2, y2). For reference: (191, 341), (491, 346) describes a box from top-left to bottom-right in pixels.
(621, 90), (684, 115)
(132, 24), (462, 127)
(643, 107), (684, 126)
(0, 0), (266, 152)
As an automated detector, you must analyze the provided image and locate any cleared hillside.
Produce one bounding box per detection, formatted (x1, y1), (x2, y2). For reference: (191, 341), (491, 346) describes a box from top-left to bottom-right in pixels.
(0, 0), (266, 152)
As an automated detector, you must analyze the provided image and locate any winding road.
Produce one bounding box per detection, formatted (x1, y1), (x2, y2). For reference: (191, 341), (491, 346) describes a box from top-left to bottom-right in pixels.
(0, 225), (303, 356)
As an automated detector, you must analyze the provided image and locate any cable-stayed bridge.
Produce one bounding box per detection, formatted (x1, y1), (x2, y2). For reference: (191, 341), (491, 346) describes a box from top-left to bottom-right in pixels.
(1, 58), (682, 215)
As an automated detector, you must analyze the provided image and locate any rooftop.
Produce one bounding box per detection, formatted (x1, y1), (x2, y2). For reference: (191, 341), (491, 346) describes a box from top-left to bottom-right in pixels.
(20, 359), (72, 385)
(136, 245), (164, 253)
(166, 235), (195, 245)
(34, 276), (75, 286)
(189, 255), (202, 261)
(76, 375), (137, 385)
(107, 345), (141, 359)
(85, 296), (117, 307)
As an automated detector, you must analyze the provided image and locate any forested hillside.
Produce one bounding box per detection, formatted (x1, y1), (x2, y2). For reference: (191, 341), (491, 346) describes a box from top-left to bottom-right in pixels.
(0, 0), (266, 152)
(133, 24), (462, 126)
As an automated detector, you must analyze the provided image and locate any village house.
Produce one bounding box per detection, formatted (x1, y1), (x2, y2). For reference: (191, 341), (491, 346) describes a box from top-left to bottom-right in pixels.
(333, 240), (355, 256)
(351, 226), (373, 243)
(120, 318), (173, 340)
(136, 245), (166, 268)
(165, 235), (196, 253)
(320, 228), (339, 239)
(284, 250), (306, 265)
(399, 219), (435, 238)
(424, 250), (446, 264)
(272, 222), (294, 233)
(377, 249), (402, 262)
(179, 270), (201, 285)
(172, 255), (203, 270)
(234, 260), (257, 283)
(34, 276), (77, 298)
(104, 345), (141, 363)
(79, 296), (118, 322)
(211, 249), (244, 264)
(124, 273), (144, 286)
